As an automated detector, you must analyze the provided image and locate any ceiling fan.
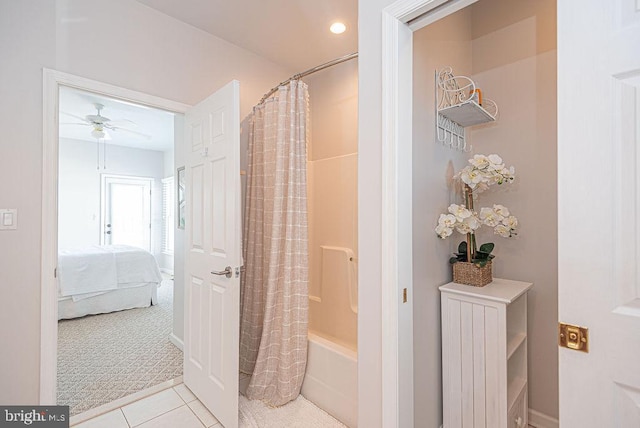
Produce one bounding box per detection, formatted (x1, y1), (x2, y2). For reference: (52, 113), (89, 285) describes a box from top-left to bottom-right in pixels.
(61, 103), (151, 140)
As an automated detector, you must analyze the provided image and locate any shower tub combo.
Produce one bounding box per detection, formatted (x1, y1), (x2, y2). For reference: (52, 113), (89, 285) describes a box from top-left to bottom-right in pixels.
(303, 245), (358, 427)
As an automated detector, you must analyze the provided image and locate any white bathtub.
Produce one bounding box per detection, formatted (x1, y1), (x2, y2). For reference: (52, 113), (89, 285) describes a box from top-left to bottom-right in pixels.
(302, 332), (358, 427)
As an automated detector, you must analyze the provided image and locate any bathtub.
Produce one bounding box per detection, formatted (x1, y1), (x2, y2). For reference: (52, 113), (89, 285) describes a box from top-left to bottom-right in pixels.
(302, 332), (358, 427)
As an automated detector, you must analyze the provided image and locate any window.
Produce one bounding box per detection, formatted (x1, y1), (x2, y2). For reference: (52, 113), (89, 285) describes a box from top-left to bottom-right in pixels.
(162, 176), (175, 255)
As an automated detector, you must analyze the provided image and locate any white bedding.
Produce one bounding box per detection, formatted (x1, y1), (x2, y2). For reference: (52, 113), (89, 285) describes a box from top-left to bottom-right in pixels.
(58, 282), (158, 320)
(58, 245), (162, 302)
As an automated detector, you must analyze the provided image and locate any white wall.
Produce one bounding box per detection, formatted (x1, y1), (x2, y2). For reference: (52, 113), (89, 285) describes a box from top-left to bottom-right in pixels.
(0, 0), (291, 404)
(469, 0), (558, 419)
(0, 1), (57, 404)
(58, 138), (165, 258)
(412, 9), (472, 426)
(357, 1), (393, 426)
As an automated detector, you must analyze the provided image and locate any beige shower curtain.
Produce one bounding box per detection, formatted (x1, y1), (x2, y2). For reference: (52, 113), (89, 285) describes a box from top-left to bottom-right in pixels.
(239, 80), (309, 407)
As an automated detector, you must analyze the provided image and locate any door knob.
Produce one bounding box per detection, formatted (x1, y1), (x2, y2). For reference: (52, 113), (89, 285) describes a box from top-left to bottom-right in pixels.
(211, 266), (232, 278)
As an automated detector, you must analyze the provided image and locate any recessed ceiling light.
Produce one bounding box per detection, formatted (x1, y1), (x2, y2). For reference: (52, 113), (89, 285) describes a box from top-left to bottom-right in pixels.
(330, 22), (346, 34)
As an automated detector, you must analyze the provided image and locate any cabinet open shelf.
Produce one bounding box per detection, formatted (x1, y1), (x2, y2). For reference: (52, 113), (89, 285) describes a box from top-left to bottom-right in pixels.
(507, 332), (527, 359)
(508, 378), (527, 412)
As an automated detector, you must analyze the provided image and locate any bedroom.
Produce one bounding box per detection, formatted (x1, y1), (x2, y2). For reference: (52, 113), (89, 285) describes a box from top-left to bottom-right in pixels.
(56, 86), (182, 416)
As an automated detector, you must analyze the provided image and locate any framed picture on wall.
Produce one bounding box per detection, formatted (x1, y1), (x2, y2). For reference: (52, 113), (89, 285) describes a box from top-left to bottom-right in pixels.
(177, 166), (185, 230)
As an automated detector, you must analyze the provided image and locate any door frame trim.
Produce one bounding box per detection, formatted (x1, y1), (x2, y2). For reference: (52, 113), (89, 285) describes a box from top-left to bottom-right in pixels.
(376, 0), (477, 425)
(41, 69), (190, 404)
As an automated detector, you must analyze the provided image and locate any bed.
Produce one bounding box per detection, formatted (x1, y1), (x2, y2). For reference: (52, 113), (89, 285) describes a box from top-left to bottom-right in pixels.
(57, 245), (163, 320)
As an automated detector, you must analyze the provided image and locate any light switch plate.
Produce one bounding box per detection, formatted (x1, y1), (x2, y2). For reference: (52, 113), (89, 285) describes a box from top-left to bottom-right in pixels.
(0, 209), (17, 230)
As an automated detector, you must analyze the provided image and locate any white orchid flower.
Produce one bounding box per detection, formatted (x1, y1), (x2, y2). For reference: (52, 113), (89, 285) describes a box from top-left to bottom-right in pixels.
(487, 154), (503, 165)
(502, 215), (518, 229)
(448, 204), (472, 221)
(460, 167), (483, 188)
(438, 213), (457, 228)
(435, 224), (453, 239)
(456, 222), (472, 234)
(470, 154), (489, 169)
(493, 204), (510, 217)
(494, 224), (512, 237)
(437, 153), (518, 250)
(463, 214), (481, 231)
(480, 207), (503, 227)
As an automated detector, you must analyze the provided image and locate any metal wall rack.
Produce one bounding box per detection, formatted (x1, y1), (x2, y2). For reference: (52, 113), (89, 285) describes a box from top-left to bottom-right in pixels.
(436, 67), (498, 152)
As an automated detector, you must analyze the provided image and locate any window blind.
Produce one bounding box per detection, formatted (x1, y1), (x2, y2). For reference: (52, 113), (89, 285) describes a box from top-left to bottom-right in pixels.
(162, 176), (175, 255)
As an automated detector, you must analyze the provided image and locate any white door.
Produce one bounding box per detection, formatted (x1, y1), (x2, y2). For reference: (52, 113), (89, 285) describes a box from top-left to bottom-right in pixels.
(101, 175), (152, 250)
(183, 81), (241, 428)
(558, 1), (640, 426)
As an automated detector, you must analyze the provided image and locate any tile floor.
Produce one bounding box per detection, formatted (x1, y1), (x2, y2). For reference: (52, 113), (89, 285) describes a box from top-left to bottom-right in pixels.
(73, 380), (537, 428)
(73, 384), (219, 428)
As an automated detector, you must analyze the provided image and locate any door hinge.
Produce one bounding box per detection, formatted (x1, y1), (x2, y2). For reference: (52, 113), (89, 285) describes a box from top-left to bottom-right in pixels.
(559, 322), (589, 353)
(54, 267), (57, 278)
(403, 288), (408, 303)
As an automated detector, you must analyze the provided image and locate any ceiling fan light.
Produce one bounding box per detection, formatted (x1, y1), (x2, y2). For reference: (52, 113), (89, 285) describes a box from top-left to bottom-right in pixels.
(91, 129), (106, 139)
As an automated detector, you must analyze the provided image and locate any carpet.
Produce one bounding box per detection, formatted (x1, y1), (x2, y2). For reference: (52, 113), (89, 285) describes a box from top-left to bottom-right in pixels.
(57, 279), (182, 416)
(239, 394), (346, 428)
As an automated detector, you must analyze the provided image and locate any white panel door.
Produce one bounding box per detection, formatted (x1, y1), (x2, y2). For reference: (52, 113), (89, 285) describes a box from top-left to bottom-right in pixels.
(184, 81), (241, 428)
(558, 1), (640, 426)
(101, 175), (152, 251)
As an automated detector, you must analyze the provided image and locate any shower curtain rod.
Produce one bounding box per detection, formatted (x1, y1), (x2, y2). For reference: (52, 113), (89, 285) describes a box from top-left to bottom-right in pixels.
(257, 52), (358, 106)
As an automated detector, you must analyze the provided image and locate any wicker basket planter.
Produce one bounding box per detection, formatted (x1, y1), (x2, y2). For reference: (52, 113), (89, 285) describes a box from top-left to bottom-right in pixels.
(452, 260), (493, 287)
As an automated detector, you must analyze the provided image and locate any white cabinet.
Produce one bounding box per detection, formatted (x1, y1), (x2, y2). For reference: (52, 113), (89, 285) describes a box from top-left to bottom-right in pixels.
(440, 278), (532, 428)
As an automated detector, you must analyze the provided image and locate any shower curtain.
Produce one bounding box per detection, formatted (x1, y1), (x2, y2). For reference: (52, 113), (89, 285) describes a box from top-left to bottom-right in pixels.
(239, 80), (309, 407)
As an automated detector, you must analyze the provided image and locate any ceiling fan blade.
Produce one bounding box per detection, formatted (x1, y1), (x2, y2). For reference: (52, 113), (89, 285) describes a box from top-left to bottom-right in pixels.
(86, 115), (111, 125)
(107, 125), (151, 139)
(108, 119), (137, 127)
(61, 111), (90, 123)
(60, 122), (91, 126)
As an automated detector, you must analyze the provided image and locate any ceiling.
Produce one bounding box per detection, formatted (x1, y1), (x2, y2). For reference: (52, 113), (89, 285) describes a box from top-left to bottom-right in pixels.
(134, 0), (358, 72)
(59, 1), (358, 151)
(59, 86), (175, 152)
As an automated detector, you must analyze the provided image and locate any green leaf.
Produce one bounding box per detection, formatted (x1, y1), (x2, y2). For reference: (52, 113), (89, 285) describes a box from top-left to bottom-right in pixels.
(474, 259), (488, 268)
(479, 243), (494, 254)
(451, 252), (467, 263)
(457, 241), (467, 254)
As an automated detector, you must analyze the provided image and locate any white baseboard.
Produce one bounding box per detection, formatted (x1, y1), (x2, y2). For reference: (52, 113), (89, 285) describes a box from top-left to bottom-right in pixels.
(438, 410), (557, 428)
(529, 409), (559, 428)
(169, 333), (184, 351)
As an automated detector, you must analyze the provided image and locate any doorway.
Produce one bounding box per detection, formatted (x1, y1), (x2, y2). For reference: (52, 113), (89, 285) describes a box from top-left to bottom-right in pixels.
(40, 69), (191, 408)
(55, 85), (180, 415)
(101, 175), (153, 250)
